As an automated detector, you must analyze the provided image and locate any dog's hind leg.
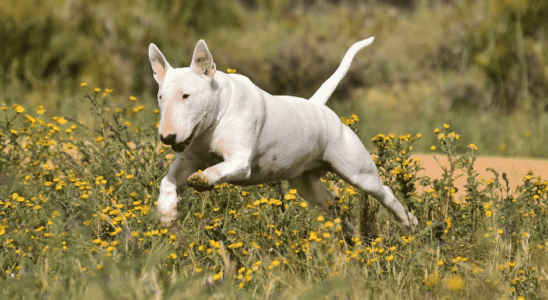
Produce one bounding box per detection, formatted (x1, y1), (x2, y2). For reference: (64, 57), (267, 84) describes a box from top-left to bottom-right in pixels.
(324, 126), (418, 231)
(287, 170), (358, 236)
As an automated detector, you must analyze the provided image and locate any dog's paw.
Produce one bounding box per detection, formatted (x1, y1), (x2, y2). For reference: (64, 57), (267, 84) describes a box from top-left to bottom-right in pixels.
(400, 211), (418, 233)
(187, 172), (213, 192)
(408, 211), (418, 227)
(158, 210), (179, 228)
(157, 193), (179, 228)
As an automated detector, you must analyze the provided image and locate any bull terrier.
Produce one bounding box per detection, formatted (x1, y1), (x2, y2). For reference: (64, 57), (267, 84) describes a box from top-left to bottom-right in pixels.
(149, 37), (418, 234)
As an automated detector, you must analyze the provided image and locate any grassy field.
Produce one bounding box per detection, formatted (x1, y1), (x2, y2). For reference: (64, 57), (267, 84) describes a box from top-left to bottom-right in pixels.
(2, 0), (548, 298)
(1, 91), (547, 299)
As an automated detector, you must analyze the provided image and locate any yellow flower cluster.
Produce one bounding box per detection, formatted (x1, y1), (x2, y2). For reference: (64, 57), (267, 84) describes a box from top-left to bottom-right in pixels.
(340, 114), (359, 126)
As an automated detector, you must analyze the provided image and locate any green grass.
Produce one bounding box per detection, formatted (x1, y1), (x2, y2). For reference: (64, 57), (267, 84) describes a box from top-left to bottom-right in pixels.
(1, 92), (548, 299)
(333, 83), (548, 157)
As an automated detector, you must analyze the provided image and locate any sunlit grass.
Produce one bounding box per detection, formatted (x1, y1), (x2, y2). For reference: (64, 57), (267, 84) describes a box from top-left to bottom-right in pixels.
(1, 87), (547, 299)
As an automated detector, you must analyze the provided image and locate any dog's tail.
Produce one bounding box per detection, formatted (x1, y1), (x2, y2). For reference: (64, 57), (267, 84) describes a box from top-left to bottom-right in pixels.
(309, 37), (375, 106)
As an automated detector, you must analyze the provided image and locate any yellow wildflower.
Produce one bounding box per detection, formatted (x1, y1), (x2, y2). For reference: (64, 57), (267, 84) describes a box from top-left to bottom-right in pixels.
(445, 275), (465, 291)
(13, 105), (25, 114)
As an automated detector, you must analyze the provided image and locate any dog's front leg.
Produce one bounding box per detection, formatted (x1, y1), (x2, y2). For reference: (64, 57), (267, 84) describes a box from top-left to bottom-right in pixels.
(157, 155), (197, 227)
(187, 157), (251, 191)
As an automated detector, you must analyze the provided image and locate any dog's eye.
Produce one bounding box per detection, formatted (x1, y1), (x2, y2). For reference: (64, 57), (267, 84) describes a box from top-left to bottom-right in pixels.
(182, 94), (190, 100)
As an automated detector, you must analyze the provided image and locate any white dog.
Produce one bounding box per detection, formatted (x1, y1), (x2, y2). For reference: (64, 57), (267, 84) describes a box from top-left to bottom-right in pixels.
(149, 37), (417, 234)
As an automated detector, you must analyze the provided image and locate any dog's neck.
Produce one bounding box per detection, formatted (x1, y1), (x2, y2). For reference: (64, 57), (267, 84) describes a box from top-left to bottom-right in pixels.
(198, 71), (234, 134)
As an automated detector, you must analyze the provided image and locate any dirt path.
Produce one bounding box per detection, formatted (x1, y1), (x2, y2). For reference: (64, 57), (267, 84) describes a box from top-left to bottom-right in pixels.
(412, 154), (548, 198)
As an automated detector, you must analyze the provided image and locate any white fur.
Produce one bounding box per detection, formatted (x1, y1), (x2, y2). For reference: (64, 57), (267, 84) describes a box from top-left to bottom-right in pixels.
(149, 38), (418, 233)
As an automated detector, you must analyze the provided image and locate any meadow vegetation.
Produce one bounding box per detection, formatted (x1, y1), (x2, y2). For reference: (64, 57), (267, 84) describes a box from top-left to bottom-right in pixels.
(1, 0), (548, 298)
(0, 90), (547, 299)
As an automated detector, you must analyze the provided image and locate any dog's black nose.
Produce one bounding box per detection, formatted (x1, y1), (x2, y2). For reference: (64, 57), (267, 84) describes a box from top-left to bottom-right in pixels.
(160, 134), (176, 145)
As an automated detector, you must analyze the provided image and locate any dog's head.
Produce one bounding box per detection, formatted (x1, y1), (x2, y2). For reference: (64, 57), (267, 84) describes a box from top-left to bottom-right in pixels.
(149, 40), (218, 153)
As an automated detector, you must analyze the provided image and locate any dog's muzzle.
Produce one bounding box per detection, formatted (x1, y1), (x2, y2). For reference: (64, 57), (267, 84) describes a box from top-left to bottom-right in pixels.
(168, 123), (200, 153)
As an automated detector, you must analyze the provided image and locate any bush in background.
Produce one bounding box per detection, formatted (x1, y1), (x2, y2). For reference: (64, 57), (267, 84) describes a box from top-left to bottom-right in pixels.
(1, 0), (547, 155)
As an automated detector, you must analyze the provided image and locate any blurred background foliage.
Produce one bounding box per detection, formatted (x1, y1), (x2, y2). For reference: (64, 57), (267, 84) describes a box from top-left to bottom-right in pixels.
(1, 0), (547, 156)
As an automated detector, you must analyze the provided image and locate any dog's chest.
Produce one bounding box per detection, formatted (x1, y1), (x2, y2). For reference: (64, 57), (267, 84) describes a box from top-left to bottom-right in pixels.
(185, 143), (224, 168)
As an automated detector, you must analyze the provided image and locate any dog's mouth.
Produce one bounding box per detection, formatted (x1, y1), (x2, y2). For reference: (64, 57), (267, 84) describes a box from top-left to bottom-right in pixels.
(172, 123), (200, 153)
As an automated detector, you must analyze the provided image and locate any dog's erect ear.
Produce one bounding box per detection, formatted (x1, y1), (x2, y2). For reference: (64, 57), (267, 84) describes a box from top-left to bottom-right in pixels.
(190, 40), (216, 82)
(149, 44), (171, 84)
